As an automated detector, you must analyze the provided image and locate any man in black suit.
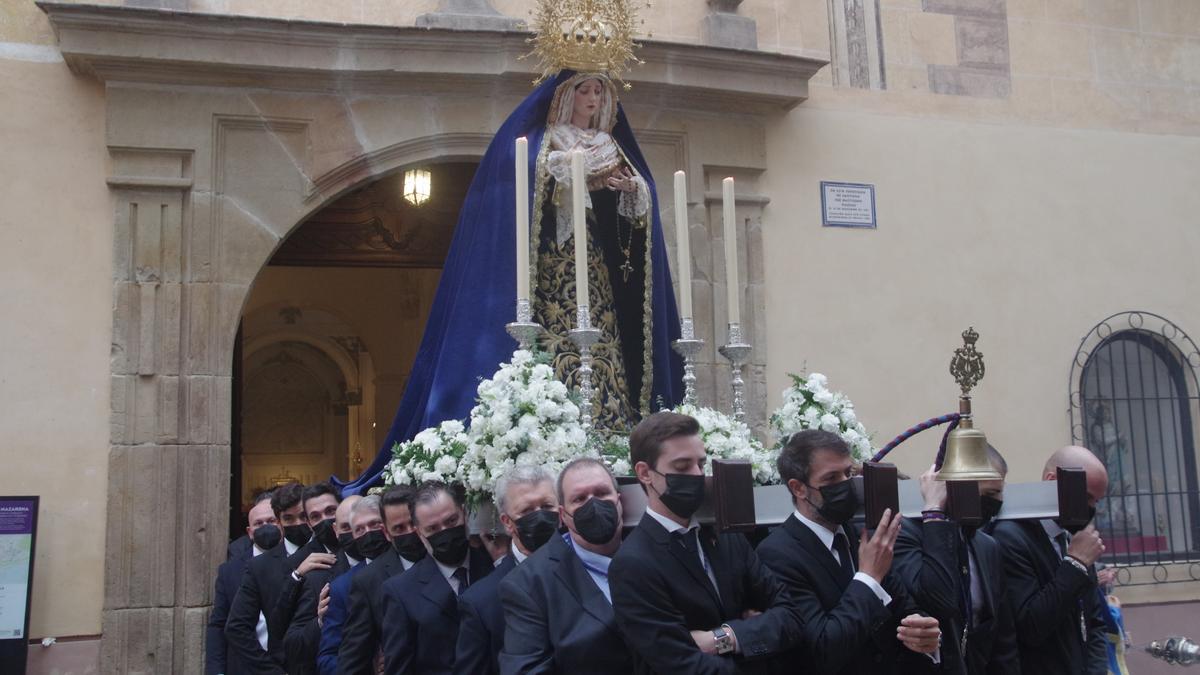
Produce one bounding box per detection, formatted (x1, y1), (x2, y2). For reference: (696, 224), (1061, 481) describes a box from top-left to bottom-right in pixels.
(380, 480), (494, 674)
(280, 487), (360, 674)
(228, 534), (252, 561)
(498, 457), (632, 674)
(992, 445), (1110, 675)
(758, 430), (942, 675)
(207, 491), (279, 675)
(609, 411), (805, 673)
(339, 485), (426, 675)
(226, 482), (317, 673)
(455, 465), (559, 675)
(892, 444), (1019, 675)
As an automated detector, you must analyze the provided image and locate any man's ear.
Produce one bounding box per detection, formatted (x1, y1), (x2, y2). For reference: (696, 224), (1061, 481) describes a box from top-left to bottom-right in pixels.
(787, 478), (806, 503)
(634, 461), (653, 486)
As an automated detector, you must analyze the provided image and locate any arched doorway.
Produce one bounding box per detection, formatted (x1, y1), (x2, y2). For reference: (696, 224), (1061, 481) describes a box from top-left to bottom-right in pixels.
(231, 161), (478, 533)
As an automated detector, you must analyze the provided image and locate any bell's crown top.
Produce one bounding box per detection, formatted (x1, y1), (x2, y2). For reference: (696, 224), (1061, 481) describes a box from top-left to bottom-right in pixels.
(950, 326), (985, 398)
(526, 0), (645, 88)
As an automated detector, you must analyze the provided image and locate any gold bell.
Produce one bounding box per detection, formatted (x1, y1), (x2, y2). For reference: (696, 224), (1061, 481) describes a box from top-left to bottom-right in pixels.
(936, 403), (1002, 481)
(936, 327), (1003, 482)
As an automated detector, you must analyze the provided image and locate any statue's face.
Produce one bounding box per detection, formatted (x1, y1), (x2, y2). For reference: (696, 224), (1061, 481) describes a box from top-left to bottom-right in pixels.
(572, 79), (604, 126)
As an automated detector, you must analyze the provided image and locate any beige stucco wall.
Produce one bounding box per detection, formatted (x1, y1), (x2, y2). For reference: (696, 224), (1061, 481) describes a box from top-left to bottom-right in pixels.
(0, 50), (111, 640)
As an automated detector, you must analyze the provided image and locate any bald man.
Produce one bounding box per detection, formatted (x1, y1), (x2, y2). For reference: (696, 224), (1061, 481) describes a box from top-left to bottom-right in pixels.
(991, 446), (1109, 675)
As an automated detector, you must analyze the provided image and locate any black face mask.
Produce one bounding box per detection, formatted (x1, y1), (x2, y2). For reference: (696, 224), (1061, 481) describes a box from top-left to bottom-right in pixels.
(980, 496), (1004, 527)
(1058, 506), (1097, 535)
(514, 509), (559, 553)
(252, 525), (281, 551)
(283, 523), (313, 548)
(337, 531), (361, 560)
(356, 530), (391, 560)
(807, 480), (859, 526)
(653, 470), (706, 520)
(313, 517), (339, 551)
(570, 497), (620, 545)
(392, 531), (427, 562)
(426, 525), (470, 566)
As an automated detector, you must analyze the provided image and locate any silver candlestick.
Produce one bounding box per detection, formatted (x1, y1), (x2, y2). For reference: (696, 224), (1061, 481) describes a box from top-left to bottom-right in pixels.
(569, 305), (603, 431)
(672, 317), (704, 407)
(718, 322), (752, 423)
(505, 297), (543, 350)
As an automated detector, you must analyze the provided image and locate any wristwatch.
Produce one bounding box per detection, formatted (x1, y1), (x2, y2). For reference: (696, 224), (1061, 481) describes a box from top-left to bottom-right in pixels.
(712, 624), (735, 655)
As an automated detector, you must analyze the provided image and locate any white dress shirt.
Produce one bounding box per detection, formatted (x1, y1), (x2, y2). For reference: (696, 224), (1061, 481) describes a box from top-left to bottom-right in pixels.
(511, 546), (528, 565)
(644, 506), (720, 599)
(250, 543), (270, 652)
(793, 510), (892, 607)
(435, 557), (470, 595)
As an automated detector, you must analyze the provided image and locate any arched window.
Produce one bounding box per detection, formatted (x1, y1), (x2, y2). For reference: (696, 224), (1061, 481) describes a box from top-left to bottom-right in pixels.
(1070, 312), (1200, 570)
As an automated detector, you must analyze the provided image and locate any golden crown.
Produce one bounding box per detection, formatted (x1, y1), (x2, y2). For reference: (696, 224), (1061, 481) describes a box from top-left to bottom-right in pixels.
(525, 0), (646, 88)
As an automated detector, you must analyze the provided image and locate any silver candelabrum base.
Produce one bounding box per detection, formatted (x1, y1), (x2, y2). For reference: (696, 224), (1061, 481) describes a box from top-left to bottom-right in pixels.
(569, 304), (603, 432)
(718, 322), (752, 423)
(673, 317), (704, 408)
(506, 297), (544, 350)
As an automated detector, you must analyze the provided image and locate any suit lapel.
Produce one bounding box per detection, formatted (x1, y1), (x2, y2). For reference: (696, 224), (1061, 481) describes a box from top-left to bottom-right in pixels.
(416, 557), (457, 618)
(553, 538), (617, 633)
(643, 516), (723, 612)
(783, 516), (847, 588)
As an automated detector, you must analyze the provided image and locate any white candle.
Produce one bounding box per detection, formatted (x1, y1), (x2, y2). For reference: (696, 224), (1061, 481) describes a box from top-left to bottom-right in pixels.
(673, 170), (692, 319)
(722, 177), (740, 326)
(572, 150), (589, 313)
(515, 137), (530, 301)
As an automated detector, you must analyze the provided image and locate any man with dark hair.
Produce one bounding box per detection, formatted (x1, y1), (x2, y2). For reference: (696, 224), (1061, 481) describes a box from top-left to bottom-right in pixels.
(892, 444), (1019, 675)
(380, 480), (493, 674)
(759, 430), (941, 675)
(208, 491), (279, 675)
(226, 482), (309, 673)
(609, 411), (804, 673)
(339, 484), (426, 675)
(991, 446), (1109, 675)
(278, 486), (353, 674)
(499, 457), (633, 673)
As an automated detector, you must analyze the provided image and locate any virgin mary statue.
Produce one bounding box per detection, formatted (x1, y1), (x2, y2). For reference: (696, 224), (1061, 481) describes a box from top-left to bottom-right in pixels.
(336, 69), (683, 494)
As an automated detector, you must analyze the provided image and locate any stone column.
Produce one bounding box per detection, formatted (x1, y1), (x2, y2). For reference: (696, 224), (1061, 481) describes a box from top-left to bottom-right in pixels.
(416, 0), (522, 31)
(702, 0), (758, 51)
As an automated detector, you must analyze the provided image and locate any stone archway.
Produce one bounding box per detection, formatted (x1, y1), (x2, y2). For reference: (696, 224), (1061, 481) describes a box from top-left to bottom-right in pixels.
(41, 4), (825, 669)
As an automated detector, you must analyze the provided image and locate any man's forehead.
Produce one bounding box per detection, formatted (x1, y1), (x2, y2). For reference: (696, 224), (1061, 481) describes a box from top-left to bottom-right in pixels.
(306, 494), (337, 511)
(351, 509), (379, 528)
(248, 501), (274, 520)
(564, 466), (610, 493)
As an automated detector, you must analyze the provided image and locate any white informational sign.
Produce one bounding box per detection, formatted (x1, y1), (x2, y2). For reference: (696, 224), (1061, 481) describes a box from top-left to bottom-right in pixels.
(821, 181), (877, 228)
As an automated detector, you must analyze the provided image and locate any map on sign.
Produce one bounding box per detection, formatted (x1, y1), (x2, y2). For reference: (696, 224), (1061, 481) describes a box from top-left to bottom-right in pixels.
(0, 534), (31, 638)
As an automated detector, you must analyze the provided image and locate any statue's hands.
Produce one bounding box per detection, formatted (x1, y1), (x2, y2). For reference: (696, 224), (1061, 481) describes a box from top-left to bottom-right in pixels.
(606, 167), (637, 193)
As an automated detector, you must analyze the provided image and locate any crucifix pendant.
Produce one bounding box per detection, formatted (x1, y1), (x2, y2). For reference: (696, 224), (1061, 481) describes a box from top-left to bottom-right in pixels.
(619, 258), (633, 282)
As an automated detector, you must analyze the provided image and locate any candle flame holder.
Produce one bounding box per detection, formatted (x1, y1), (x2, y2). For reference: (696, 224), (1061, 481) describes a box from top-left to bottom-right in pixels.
(506, 297), (544, 350)
(673, 317), (704, 407)
(569, 304), (603, 432)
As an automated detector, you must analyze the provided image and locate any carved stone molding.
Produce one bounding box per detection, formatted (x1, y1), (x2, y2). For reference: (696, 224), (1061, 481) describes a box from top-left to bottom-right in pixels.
(416, 0), (522, 31)
(38, 2), (825, 112)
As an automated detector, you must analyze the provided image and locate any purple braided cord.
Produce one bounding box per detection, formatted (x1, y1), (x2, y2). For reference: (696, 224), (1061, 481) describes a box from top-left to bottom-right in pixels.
(870, 413), (962, 468)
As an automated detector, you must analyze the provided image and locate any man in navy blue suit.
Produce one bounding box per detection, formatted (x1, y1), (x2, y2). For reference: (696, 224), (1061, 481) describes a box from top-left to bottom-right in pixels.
(315, 494), (394, 675)
(455, 465), (560, 675)
(498, 457), (633, 674)
(338, 485), (426, 675)
(207, 491), (279, 675)
(380, 480), (494, 674)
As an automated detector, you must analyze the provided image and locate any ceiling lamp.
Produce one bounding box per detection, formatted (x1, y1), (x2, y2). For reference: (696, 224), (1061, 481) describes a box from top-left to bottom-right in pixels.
(403, 168), (431, 206)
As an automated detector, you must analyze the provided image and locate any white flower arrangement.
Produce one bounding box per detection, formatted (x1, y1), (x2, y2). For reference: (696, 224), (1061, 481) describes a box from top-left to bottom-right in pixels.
(381, 419), (472, 486)
(454, 349), (591, 501)
(674, 404), (779, 486)
(769, 372), (873, 461)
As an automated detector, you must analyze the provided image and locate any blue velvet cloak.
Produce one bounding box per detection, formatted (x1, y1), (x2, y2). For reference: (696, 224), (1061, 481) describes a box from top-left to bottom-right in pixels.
(335, 71), (683, 495)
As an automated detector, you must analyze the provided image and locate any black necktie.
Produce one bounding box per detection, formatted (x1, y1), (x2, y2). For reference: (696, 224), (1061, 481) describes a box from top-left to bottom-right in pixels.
(452, 567), (469, 597)
(832, 531), (854, 581)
